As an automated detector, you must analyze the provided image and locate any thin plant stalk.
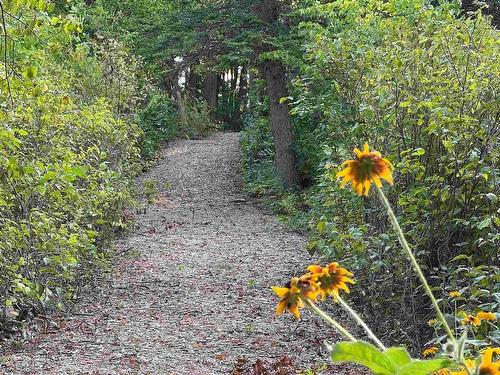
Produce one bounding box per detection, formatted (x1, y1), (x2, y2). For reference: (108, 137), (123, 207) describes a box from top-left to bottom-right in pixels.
(374, 184), (455, 341)
(454, 300), (457, 336)
(336, 294), (387, 351)
(303, 298), (357, 342)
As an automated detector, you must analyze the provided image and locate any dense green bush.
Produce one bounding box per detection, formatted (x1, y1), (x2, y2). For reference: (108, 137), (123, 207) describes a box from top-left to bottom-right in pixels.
(136, 92), (179, 159)
(0, 1), (142, 330)
(240, 114), (284, 195)
(181, 98), (220, 138)
(241, 0), (499, 351)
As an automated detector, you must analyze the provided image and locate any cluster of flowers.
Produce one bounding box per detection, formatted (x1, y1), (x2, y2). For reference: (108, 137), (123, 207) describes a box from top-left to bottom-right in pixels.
(272, 262), (354, 318)
(461, 311), (497, 327)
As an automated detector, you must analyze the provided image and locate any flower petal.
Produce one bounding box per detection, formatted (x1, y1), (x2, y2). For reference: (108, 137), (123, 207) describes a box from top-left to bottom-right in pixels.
(307, 265), (324, 274)
(272, 286), (290, 298)
(372, 175), (382, 187)
(363, 179), (371, 196)
(289, 305), (300, 319)
(275, 300), (287, 315)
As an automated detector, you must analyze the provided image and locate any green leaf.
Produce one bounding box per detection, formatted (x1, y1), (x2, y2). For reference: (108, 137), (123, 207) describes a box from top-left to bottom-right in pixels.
(477, 218), (491, 229)
(70, 165), (87, 178)
(451, 254), (470, 262)
(26, 66), (38, 79)
(485, 193), (497, 203)
(330, 341), (396, 375)
(411, 148), (425, 156)
(396, 359), (452, 375)
(385, 347), (412, 368)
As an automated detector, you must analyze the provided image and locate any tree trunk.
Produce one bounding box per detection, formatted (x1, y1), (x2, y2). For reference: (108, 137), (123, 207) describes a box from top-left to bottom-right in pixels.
(261, 60), (301, 187)
(186, 65), (201, 96)
(203, 72), (218, 123)
(172, 76), (187, 125)
(232, 65), (248, 131)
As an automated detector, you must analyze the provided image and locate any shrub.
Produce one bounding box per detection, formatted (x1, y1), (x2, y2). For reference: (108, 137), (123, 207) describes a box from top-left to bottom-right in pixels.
(136, 92), (179, 159)
(181, 98), (220, 138)
(240, 114), (284, 195)
(242, 0), (499, 352)
(0, 1), (141, 331)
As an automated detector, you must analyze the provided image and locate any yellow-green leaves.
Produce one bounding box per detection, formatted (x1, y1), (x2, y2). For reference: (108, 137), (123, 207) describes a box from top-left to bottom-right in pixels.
(330, 341), (397, 374)
(24, 66), (38, 79)
(330, 341), (452, 375)
(0, 0), (143, 322)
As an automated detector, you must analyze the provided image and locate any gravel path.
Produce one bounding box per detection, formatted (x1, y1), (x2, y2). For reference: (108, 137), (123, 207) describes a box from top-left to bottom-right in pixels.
(1, 133), (362, 374)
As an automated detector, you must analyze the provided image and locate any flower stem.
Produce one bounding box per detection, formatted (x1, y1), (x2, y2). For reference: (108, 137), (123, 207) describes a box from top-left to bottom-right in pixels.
(374, 185), (455, 341)
(303, 298), (357, 342)
(336, 294), (387, 351)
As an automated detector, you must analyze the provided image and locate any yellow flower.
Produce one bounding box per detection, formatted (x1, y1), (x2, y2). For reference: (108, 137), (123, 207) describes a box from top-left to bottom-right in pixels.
(477, 311), (497, 322)
(306, 262), (355, 300)
(272, 275), (320, 319)
(445, 348), (500, 375)
(427, 319), (438, 327)
(423, 346), (439, 357)
(449, 291), (461, 299)
(336, 143), (393, 196)
(461, 314), (482, 327)
(478, 347), (500, 374)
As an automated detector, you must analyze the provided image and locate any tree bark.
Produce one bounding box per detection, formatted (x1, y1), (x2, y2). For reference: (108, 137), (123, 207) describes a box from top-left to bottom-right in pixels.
(186, 65), (201, 96)
(203, 72), (218, 123)
(261, 60), (301, 187)
(232, 65), (248, 131)
(172, 75), (187, 125)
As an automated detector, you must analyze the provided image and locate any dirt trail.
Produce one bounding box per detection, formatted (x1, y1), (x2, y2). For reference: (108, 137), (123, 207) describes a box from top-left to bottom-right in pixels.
(1, 133), (361, 374)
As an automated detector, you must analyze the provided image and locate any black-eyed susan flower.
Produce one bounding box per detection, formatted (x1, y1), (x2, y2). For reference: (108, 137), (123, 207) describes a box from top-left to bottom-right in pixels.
(272, 278), (303, 319)
(272, 274), (320, 319)
(307, 262), (354, 300)
(461, 314), (481, 327)
(336, 143), (393, 196)
(445, 348), (500, 375)
(477, 311), (497, 322)
(423, 346), (439, 357)
(448, 291), (461, 299)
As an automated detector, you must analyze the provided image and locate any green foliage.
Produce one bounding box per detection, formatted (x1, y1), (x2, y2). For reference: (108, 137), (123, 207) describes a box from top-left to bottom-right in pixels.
(142, 178), (159, 204)
(240, 114), (284, 195)
(0, 1), (142, 329)
(426, 261), (499, 353)
(181, 98), (220, 138)
(136, 92), (179, 159)
(329, 341), (451, 375)
(296, 0), (499, 350)
(242, 0), (499, 353)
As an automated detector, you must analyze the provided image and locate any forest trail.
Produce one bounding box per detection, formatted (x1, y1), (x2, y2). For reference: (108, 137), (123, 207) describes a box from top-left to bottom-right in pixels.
(2, 133), (360, 375)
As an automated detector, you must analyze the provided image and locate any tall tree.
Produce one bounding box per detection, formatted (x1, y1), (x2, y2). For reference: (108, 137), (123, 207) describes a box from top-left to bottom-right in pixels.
(203, 71), (219, 123)
(261, 60), (301, 186)
(253, 0), (301, 187)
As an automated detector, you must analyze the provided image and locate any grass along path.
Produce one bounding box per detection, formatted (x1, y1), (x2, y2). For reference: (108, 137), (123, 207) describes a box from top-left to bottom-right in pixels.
(1, 133), (363, 374)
